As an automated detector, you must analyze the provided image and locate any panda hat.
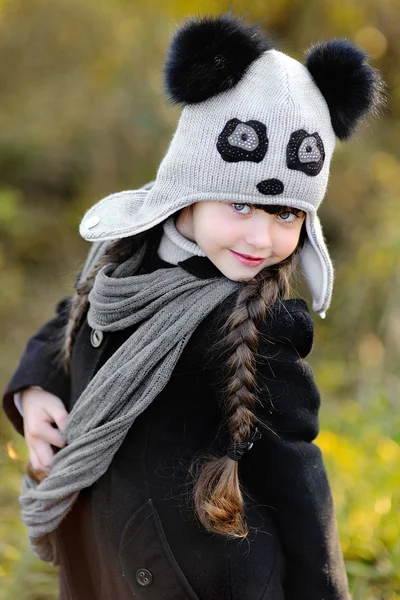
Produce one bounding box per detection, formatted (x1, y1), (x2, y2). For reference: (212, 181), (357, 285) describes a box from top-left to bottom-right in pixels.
(79, 12), (384, 318)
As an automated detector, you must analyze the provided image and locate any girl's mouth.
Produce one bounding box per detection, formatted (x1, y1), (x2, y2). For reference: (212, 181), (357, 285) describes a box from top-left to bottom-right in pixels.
(229, 250), (265, 266)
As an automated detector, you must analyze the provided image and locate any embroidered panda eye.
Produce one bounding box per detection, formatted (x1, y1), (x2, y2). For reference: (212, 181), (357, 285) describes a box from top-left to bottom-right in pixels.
(286, 130), (325, 176)
(228, 124), (259, 151)
(298, 137), (321, 163)
(217, 118), (268, 163)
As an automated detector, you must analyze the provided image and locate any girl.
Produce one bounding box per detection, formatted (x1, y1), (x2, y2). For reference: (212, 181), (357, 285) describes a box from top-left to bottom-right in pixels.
(3, 12), (385, 600)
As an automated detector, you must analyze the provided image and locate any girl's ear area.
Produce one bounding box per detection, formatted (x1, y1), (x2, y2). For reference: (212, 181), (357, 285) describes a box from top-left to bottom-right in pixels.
(175, 204), (192, 223)
(304, 38), (387, 140)
(162, 11), (276, 106)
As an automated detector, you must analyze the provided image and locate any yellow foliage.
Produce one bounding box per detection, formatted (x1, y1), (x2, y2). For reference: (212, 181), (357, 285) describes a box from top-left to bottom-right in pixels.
(376, 438), (400, 462)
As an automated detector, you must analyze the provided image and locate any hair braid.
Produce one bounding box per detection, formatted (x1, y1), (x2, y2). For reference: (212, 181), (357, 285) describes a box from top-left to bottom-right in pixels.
(192, 223), (306, 538)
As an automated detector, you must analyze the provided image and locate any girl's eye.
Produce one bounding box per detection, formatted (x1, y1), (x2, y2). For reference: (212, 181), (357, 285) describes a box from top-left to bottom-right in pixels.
(231, 204), (301, 223)
(231, 203), (252, 215)
(278, 210), (298, 223)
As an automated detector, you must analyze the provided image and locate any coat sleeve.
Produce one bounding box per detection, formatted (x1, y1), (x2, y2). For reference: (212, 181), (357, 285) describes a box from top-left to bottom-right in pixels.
(3, 239), (109, 436)
(2, 291), (75, 437)
(240, 309), (351, 600)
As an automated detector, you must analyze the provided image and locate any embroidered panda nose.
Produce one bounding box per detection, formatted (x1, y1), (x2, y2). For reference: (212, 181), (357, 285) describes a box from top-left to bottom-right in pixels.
(256, 179), (284, 195)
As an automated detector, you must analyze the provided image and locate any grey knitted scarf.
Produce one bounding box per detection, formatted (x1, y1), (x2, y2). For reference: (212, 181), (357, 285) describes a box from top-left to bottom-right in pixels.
(19, 238), (239, 565)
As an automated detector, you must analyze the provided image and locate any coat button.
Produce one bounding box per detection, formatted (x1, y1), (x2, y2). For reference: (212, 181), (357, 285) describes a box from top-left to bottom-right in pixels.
(135, 568), (153, 586)
(90, 329), (104, 347)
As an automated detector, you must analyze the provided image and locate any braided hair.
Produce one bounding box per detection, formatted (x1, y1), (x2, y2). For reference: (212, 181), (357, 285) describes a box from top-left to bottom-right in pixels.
(191, 208), (307, 538)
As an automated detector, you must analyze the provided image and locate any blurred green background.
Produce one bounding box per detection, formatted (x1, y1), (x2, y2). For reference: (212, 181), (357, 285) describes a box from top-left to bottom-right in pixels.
(0, 0), (399, 598)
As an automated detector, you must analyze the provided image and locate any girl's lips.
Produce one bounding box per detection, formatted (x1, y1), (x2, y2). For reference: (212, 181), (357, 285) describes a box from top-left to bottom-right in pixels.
(235, 251), (263, 260)
(230, 250), (265, 266)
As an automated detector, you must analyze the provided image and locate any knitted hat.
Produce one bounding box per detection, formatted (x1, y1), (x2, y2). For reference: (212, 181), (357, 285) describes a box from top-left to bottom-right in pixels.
(79, 12), (385, 318)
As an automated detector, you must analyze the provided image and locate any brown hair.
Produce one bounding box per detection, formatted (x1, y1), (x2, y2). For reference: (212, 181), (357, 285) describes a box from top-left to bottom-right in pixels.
(58, 206), (307, 538)
(191, 211), (307, 538)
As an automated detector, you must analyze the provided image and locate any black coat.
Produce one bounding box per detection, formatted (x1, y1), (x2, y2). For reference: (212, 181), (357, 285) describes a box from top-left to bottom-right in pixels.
(3, 240), (350, 600)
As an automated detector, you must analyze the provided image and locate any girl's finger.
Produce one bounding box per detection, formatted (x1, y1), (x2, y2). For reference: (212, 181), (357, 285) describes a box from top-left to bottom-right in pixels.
(33, 438), (55, 471)
(28, 445), (49, 474)
(37, 422), (66, 449)
(43, 403), (69, 432)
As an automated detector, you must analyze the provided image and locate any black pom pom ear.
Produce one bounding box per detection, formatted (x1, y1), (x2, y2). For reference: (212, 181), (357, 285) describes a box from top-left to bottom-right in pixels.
(163, 11), (275, 105)
(305, 39), (387, 140)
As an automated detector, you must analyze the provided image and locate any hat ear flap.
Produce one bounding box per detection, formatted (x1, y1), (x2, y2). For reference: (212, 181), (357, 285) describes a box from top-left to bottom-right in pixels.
(304, 39), (386, 140)
(163, 11), (275, 105)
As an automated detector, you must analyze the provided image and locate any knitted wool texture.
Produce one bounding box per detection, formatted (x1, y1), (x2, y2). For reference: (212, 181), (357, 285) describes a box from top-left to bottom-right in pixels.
(158, 215), (207, 263)
(79, 49), (337, 317)
(19, 238), (239, 564)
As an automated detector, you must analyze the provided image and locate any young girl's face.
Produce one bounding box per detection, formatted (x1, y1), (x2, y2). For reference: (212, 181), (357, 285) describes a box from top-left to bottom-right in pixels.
(176, 201), (306, 282)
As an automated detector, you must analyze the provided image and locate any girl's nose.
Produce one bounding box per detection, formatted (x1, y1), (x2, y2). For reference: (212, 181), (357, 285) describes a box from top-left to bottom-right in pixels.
(244, 216), (274, 250)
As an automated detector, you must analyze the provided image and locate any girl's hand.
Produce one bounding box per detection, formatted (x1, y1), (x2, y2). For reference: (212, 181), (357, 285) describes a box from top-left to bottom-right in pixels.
(21, 386), (69, 475)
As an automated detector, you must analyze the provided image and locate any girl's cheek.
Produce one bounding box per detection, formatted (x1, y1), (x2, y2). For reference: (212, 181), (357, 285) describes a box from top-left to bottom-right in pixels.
(209, 222), (232, 242)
